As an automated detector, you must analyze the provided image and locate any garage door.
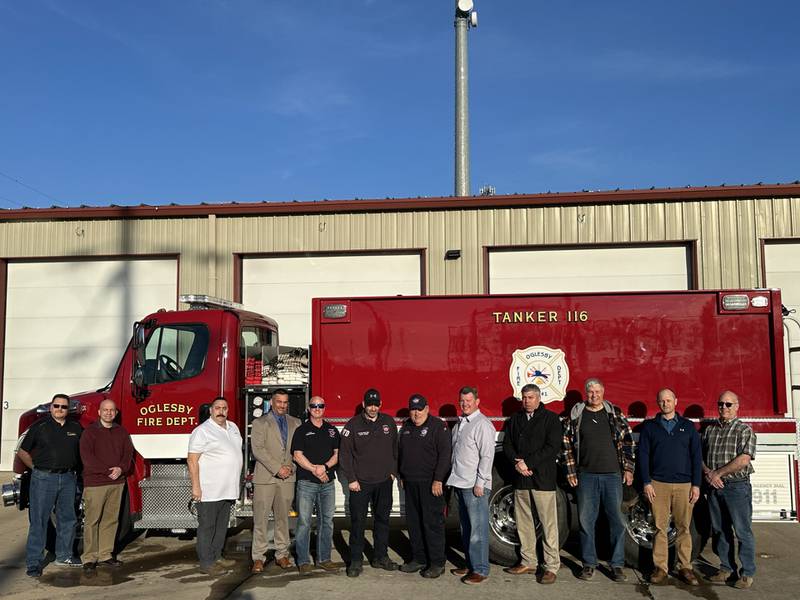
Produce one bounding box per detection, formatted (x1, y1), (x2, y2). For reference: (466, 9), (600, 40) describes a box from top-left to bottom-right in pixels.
(242, 253), (422, 347)
(764, 241), (800, 417)
(488, 245), (691, 294)
(1, 258), (177, 469)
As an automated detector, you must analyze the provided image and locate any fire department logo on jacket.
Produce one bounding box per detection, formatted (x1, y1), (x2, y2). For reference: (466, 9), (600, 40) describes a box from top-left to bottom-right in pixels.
(509, 345), (569, 403)
(382, 424), (390, 434)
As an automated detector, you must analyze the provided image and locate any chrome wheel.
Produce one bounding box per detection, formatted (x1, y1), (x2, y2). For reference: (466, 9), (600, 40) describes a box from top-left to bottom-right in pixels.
(489, 485), (519, 546)
(625, 498), (677, 550)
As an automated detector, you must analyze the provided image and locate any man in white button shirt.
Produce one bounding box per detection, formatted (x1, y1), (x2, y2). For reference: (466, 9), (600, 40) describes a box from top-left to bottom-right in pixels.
(187, 397), (243, 576)
(447, 386), (496, 585)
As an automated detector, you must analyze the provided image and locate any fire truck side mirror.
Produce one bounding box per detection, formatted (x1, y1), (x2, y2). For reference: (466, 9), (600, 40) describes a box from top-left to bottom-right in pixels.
(132, 323), (146, 367)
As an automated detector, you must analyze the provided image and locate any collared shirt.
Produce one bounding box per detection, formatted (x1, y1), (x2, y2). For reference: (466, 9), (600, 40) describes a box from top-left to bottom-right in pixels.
(188, 418), (243, 501)
(660, 414), (678, 434)
(20, 416), (82, 470)
(291, 419), (340, 482)
(702, 417), (756, 481)
(446, 409), (495, 490)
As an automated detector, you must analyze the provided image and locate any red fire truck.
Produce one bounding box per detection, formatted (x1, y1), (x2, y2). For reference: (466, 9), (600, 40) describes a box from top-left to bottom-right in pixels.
(3, 290), (798, 567)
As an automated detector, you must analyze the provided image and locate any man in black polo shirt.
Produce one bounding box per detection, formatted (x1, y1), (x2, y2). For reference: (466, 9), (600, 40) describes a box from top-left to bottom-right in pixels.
(339, 388), (399, 577)
(17, 393), (83, 577)
(291, 395), (343, 575)
(398, 393), (451, 578)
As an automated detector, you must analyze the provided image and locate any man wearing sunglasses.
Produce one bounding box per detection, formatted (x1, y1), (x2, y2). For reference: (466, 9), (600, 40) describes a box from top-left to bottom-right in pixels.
(17, 394), (83, 577)
(291, 396), (342, 575)
(702, 390), (757, 589)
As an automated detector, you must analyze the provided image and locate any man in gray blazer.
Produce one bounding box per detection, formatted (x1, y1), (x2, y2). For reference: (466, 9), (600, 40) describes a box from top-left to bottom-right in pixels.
(250, 389), (301, 573)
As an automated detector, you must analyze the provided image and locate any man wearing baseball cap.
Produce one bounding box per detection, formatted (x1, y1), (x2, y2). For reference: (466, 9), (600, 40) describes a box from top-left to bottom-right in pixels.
(398, 394), (451, 578)
(339, 388), (399, 577)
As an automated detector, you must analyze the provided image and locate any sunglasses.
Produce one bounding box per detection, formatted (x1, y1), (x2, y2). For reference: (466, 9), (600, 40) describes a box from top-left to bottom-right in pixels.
(718, 402), (736, 408)
(52, 404), (69, 409)
(309, 404), (325, 409)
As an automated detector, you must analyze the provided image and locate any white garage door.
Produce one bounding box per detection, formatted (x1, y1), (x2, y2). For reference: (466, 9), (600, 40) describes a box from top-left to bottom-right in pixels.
(488, 245), (691, 294)
(764, 241), (800, 417)
(242, 253), (422, 347)
(1, 259), (177, 469)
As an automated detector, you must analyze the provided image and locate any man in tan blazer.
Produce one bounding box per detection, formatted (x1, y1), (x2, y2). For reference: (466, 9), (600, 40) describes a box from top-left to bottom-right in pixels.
(251, 389), (300, 572)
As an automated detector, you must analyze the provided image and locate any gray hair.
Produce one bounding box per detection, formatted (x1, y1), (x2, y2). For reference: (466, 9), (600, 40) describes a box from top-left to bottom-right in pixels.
(584, 377), (604, 392)
(520, 384), (541, 396)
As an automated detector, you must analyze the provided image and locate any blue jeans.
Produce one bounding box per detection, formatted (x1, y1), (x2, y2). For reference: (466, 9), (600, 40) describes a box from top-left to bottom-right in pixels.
(295, 480), (336, 566)
(455, 486), (491, 577)
(26, 469), (78, 570)
(576, 472), (626, 568)
(707, 479), (756, 577)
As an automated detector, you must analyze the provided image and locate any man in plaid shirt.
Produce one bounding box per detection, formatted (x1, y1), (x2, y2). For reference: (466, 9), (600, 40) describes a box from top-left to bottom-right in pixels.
(562, 378), (635, 582)
(702, 390), (757, 589)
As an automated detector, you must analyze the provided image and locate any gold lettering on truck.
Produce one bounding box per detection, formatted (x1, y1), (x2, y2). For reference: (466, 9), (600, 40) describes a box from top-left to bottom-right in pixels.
(492, 310), (589, 324)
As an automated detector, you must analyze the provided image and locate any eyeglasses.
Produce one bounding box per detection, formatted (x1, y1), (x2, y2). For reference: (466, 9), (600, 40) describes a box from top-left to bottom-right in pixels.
(52, 404), (69, 410)
(718, 402), (736, 408)
(309, 404), (325, 409)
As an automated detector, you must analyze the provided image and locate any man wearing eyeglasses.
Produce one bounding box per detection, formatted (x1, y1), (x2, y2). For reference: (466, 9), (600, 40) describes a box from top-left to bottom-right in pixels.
(702, 390), (757, 589)
(291, 396), (342, 575)
(17, 394), (83, 577)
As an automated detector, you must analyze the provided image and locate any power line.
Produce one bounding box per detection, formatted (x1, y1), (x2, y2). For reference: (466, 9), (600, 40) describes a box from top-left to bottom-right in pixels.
(0, 168), (59, 204)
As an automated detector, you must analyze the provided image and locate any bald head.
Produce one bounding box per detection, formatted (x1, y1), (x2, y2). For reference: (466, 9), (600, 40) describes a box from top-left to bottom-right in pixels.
(98, 399), (118, 427)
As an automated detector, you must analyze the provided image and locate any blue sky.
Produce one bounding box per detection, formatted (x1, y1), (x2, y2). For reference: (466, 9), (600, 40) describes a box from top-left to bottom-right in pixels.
(1, 1), (798, 208)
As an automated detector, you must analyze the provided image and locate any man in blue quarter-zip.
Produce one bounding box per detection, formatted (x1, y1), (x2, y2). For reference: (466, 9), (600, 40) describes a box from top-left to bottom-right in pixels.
(638, 388), (702, 586)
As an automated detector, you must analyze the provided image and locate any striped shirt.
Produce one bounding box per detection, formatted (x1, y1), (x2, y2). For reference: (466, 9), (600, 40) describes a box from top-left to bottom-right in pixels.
(702, 418), (756, 481)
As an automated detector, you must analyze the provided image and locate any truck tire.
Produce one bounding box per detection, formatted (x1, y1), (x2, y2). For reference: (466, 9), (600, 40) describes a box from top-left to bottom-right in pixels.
(623, 494), (706, 570)
(487, 467), (569, 567)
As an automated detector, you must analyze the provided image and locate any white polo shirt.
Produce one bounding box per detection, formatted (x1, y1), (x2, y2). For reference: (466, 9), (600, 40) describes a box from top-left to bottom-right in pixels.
(188, 418), (243, 502)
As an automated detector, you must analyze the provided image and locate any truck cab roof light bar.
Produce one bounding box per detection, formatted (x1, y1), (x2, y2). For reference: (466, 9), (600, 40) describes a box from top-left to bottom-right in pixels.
(179, 294), (244, 311)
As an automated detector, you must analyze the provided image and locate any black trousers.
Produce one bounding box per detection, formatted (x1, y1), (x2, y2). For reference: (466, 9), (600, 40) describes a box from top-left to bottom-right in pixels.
(196, 500), (232, 568)
(403, 480), (446, 567)
(348, 478), (393, 564)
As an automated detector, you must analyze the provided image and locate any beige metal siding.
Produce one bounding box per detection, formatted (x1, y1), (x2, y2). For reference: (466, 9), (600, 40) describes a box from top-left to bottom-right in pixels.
(2, 196), (800, 299)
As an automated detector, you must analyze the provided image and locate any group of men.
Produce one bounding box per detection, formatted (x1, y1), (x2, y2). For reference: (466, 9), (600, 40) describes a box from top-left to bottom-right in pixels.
(188, 380), (757, 589)
(24, 380), (757, 589)
(19, 395), (133, 578)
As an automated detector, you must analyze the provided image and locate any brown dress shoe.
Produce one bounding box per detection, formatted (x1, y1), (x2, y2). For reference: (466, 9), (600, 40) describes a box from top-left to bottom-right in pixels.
(650, 568), (668, 585)
(451, 567), (470, 576)
(505, 564), (536, 575)
(275, 556), (293, 569)
(539, 571), (557, 584)
(463, 572), (488, 585)
(251, 559), (265, 574)
(679, 568), (699, 586)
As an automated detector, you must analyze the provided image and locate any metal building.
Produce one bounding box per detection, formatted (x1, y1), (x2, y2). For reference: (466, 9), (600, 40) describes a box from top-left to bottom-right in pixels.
(2, 183), (800, 469)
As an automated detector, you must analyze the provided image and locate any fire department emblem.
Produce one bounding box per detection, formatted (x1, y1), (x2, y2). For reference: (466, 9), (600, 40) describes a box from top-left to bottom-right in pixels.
(509, 345), (569, 403)
(342, 429), (350, 437)
(420, 427), (428, 437)
(382, 424), (390, 434)
(329, 429), (336, 438)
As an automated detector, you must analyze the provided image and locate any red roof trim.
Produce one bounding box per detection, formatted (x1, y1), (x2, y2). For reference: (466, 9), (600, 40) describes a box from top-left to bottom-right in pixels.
(1, 183), (799, 222)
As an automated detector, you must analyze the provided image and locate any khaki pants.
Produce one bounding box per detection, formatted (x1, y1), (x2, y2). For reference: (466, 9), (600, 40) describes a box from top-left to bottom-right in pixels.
(514, 488), (560, 573)
(252, 481), (294, 560)
(81, 483), (124, 563)
(650, 480), (693, 572)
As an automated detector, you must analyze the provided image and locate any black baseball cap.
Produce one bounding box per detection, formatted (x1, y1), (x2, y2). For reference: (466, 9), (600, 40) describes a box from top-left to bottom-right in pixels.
(363, 388), (381, 406)
(408, 394), (428, 410)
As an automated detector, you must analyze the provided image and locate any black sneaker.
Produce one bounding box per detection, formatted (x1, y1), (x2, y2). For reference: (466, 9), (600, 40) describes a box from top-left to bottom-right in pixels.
(578, 566), (595, 581)
(400, 560), (426, 573)
(422, 565), (445, 579)
(347, 562), (363, 578)
(612, 567), (627, 582)
(83, 562), (97, 577)
(55, 556), (83, 568)
(26, 568), (42, 578)
(371, 556), (399, 571)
